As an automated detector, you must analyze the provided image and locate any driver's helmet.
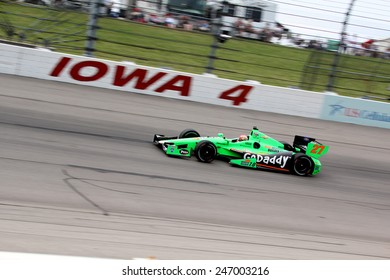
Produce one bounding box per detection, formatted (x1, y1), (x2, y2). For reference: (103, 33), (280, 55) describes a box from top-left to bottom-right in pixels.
(238, 134), (248, 141)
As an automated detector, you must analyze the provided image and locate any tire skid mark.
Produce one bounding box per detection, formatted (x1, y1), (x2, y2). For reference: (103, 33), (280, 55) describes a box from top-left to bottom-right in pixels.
(62, 169), (109, 216)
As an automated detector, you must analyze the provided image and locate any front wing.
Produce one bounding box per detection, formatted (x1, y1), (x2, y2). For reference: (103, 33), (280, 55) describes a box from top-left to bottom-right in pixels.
(153, 134), (193, 158)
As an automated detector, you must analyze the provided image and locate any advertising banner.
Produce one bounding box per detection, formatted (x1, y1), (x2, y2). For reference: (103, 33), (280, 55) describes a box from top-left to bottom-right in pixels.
(321, 94), (390, 129)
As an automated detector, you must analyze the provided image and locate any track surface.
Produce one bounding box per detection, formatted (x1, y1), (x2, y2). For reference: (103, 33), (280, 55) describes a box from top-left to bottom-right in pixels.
(0, 74), (389, 259)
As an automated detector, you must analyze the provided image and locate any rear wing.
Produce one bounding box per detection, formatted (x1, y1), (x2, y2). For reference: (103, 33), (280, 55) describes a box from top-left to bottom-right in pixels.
(293, 136), (329, 159)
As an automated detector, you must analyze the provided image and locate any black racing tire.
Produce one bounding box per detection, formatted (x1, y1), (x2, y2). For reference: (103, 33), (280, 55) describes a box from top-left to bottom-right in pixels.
(290, 153), (314, 176)
(194, 140), (217, 163)
(178, 128), (200, 139)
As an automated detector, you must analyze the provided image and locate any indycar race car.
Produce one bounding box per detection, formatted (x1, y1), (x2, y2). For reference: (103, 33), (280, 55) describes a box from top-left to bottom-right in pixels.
(153, 126), (329, 176)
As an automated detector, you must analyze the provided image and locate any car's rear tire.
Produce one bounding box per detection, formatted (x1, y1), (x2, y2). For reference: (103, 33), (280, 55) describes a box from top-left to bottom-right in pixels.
(290, 153), (313, 176)
(195, 140), (217, 163)
(178, 128), (200, 138)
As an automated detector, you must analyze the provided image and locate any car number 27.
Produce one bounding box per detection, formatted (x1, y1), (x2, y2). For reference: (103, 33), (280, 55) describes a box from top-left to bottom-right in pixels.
(311, 144), (325, 154)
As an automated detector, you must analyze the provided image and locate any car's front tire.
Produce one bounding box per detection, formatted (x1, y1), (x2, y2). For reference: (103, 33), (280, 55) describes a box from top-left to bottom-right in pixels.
(178, 128), (200, 138)
(290, 153), (313, 176)
(195, 140), (217, 163)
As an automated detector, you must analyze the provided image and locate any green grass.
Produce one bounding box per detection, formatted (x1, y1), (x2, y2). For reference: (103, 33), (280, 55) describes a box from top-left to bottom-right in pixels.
(1, 1), (389, 100)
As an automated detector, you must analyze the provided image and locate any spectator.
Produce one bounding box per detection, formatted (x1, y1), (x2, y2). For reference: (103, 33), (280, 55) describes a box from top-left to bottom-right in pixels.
(306, 40), (323, 50)
(181, 16), (193, 31)
(362, 39), (375, 49)
(245, 19), (254, 33)
(175, 15), (192, 30)
(198, 20), (210, 32)
(148, 13), (164, 25)
(129, 8), (145, 23)
(178, 15), (189, 28)
(244, 19), (258, 38)
(292, 34), (304, 47)
(109, 0), (120, 18)
(273, 22), (284, 41)
(361, 39), (376, 56)
(234, 18), (245, 37)
(164, 13), (177, 28)
(259, 23), (273, 42)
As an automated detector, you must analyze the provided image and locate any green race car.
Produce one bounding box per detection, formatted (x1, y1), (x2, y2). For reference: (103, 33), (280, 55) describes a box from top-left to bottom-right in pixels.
(153, 126), (329, 176)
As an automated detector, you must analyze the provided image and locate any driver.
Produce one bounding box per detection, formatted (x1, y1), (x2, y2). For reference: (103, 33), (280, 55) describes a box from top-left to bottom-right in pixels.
(238, 134), (248, 141)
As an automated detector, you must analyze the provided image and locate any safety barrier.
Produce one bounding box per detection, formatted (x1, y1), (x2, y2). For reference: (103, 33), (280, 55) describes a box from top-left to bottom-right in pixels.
(1, 43), (389, 129)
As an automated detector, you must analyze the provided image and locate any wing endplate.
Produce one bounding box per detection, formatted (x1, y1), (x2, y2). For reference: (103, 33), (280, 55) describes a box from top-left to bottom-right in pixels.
(306, 142), (329, 159)
(165, 144), (191, 157)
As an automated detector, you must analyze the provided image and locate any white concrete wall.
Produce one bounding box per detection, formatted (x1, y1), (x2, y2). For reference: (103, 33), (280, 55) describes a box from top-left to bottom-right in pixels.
(1, 43), (389, 128)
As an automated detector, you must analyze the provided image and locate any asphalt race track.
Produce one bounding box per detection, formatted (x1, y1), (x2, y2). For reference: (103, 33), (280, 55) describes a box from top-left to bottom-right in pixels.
(0, 74), (389, 259)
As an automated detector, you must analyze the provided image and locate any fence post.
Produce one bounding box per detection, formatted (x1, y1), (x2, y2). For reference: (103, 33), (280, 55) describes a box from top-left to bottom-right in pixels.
(326, 0), (357, 92)
(85, 0), (102, 57)
(206, 37), (219, 74)
(206, 6), (222, 74)
(205, 2), (231, 74)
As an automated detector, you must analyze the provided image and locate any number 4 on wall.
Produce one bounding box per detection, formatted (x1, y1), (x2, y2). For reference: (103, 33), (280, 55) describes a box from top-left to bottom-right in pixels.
(219, 85), (253, 106)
